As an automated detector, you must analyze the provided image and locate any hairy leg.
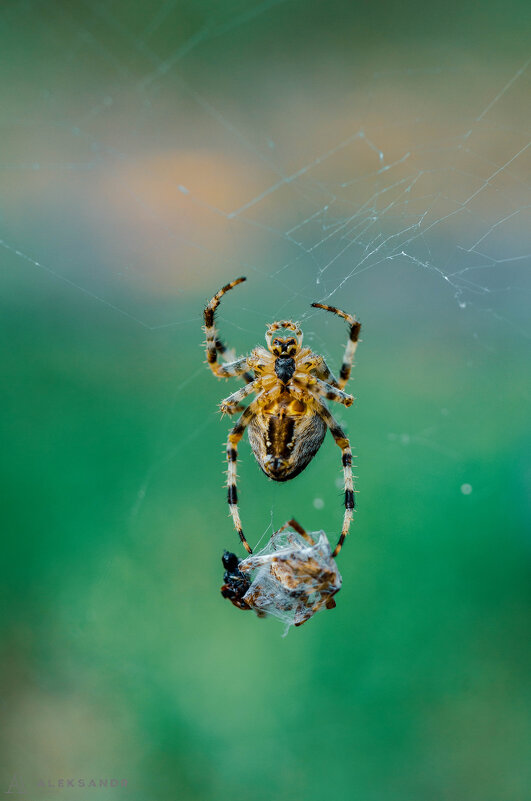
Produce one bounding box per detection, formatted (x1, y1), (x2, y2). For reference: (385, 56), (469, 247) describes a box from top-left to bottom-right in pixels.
(204, 277), (254, 382)
(219, 377), (262, 415)
(311, 302), (361, 389)
(293, 375), (353, 407)
(311, 397), (355, 557)
(226, 390), (276, 553)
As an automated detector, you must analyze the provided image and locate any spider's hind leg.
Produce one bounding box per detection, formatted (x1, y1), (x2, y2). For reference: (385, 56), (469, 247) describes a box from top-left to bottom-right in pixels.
(225, 392), (274, 554)
(311, 398), (355, 558)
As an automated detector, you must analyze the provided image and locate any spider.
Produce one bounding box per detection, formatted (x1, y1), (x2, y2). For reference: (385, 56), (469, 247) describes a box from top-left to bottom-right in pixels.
(204, 277), (361, 558)
(220, 519), (341, 627)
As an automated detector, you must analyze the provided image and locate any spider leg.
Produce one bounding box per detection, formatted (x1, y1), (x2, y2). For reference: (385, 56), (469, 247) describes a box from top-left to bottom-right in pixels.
(214, 338), (235, 362)
(310, 397), (355, 558)
(226, 391), (275, 554)
(204, 277), (254, 383)
(222, 404), (245, 414)
(214, 338), (253, 384)
(214, 357), (253, 379)
(308, 354), (341, 388)
(274, 518), (315, 545)
(220, 378), (262, 415)
(311, 303), (361, 390)
(293, 375), (353, 407)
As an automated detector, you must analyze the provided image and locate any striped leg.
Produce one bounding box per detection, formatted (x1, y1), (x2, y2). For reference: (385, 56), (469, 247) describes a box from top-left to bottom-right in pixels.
(227, 406), (254, 554)
(220, 378), (262, 415)
(214, 356), (252, 379)
(274, 518), (315, 546)
(308, 354), (341, 388)
(293, 375), (354, 407)
(312, 399), (355, 558)
(226, 395), (272, 554)
(204, 277), (254, 383)
(311, 303), (361, 389)
(214, 338), (236, 364)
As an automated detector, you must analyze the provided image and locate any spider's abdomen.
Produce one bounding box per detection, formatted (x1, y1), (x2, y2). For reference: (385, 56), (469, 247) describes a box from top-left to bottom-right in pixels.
(247, 401), (326, 482)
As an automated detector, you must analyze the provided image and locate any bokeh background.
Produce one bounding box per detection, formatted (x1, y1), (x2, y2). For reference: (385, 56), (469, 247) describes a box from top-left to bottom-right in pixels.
(1, 1), (530, 799)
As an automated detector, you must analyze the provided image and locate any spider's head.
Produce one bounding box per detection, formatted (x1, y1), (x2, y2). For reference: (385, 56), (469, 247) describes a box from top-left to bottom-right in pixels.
(270, 337), (298, 357)
(266, 321), (303, 354)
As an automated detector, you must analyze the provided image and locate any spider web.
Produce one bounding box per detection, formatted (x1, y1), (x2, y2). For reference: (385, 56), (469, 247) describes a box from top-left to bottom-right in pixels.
(2, 1), (530, 542)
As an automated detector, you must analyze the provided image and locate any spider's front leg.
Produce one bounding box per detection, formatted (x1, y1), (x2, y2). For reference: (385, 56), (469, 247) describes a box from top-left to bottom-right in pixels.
(311, 303), (361, 389)
(204, 277), (254, 383)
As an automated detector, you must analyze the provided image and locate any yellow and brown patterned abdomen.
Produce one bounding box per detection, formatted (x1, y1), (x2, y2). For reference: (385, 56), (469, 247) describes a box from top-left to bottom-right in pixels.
(247, 397), (326, 481)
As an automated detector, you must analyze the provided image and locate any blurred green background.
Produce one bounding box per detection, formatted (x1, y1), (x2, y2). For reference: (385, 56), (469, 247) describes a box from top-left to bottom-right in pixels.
(1, 2), (530, 800)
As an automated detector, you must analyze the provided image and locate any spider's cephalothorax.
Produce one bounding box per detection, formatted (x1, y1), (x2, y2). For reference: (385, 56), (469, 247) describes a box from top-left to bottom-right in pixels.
(204, 277), (361, 558)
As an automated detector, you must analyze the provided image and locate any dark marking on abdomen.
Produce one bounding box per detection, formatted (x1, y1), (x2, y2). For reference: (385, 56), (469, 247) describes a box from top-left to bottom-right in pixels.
(267, 416), (295, 459)
(248, 412), (327, 482)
